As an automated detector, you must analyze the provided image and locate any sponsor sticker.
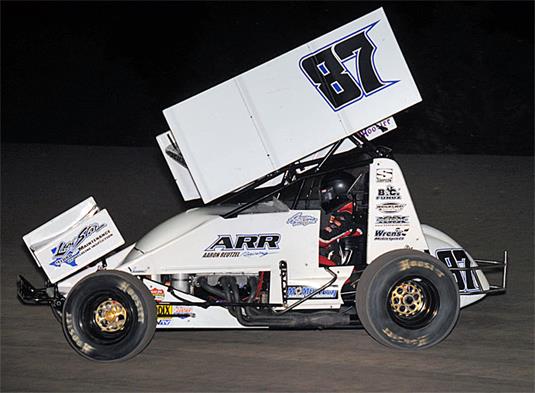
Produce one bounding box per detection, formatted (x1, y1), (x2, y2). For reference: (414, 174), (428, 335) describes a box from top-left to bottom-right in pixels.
(157, 305), (196, 319)
(49, 222), (108, 268)
(157, 304), (172, 316)
(377, 202), (406, 214)
(150, 287), (165, 302)
(286, 212), (318, 227)
(376, 168), (393, 183)
(157, 318), (172, 326)
(287, 286), (338, 299)
(358, 117), (397, 141)
(242, 251), (269, 258)
(377, 186), (401, 200)
(376, 215), (409, 226)
(203, 233), (281, 258)
(374, 227), (409, 241)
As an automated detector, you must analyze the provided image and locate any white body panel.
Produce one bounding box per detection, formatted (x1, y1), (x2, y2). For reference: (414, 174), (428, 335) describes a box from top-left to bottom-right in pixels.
(421, 224), (489, 308)
(144, 280), (247, 329)
(118, 207), (353, 311)
(163, 8), (421, 202)
(367, 158), (428, 262)
(23, 198), (124, 284)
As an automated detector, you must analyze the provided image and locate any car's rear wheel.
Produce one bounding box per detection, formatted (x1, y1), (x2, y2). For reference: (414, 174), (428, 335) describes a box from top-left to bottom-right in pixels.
(356, 249), (460, 349)
(62, 270), (156, 362)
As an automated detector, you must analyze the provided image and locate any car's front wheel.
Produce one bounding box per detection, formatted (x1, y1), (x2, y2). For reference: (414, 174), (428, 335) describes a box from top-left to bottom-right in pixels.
(356, 249), (460, 349)
(62, 270), (156, 362)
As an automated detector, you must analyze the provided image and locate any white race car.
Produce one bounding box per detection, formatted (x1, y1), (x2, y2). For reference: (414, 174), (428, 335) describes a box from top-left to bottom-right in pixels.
(17, 8), (507, 362)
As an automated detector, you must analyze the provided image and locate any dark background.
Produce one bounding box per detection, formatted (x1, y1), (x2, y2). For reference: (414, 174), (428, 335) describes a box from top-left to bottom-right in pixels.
(2, 1), (534, 155)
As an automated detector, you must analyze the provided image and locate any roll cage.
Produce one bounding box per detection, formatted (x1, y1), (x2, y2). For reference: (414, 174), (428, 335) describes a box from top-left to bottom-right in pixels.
(215, 132), (391, 218)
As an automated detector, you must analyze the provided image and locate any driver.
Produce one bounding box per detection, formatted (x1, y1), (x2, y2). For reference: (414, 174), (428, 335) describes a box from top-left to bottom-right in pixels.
(318, 171), (364, 266)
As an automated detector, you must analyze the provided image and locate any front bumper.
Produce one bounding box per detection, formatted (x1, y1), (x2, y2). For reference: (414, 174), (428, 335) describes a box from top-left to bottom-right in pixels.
(451, 251), (508, 295)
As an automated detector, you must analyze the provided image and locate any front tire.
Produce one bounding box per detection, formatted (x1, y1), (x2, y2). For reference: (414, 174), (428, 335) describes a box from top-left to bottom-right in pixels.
(356, 249), (460, 349)
(62, 270), (156, 362)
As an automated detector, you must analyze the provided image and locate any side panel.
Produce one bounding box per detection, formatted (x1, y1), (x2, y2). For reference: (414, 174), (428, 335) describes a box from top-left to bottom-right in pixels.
(120, 210), (352, 310)
(367, 158), (428, 262)
(421, 224), (489, 308)
(144, 280), (247, 329)
(23, 198), (125, 284)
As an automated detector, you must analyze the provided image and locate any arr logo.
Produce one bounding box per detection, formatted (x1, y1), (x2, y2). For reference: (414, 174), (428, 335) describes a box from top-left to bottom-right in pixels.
(299, 21), (397, 111)
(206, 234), (281, 251)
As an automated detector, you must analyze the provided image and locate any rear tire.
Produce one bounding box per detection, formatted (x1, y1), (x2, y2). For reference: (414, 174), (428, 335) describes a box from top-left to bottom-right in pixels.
(62, 270), (156, 362)
(356, 249), (459, 349)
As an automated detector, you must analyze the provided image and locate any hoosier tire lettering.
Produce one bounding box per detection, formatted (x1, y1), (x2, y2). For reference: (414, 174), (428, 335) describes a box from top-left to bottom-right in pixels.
(356, 249), (460, 350)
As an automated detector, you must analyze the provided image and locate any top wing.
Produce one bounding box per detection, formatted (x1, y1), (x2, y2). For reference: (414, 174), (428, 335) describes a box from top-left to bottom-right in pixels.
(161, 8), (421, 202)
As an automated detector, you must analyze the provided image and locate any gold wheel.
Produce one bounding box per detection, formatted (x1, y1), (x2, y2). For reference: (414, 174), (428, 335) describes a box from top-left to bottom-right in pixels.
(94, 298), (127, 333)
(389, 280), (425, 318)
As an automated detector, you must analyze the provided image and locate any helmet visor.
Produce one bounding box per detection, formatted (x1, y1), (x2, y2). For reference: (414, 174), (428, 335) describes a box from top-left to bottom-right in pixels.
(320, 186), (336, 212)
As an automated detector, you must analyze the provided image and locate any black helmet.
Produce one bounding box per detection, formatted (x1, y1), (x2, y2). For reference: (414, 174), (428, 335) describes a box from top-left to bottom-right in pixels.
(319, 171), (356, 213)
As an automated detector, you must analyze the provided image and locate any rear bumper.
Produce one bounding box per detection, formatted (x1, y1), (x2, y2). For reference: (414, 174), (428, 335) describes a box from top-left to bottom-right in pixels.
(17, 275), (64, 307)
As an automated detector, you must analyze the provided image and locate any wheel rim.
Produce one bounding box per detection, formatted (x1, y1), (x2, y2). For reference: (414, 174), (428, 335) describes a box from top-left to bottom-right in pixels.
(389, 280), (425, 317)
(94, 298), (128, 333)
(79, 290), (136, 345)
(387, 276), (440, 329)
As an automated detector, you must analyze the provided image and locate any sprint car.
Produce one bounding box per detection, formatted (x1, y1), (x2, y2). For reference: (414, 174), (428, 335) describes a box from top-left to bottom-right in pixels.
(17, 8), (507, 362)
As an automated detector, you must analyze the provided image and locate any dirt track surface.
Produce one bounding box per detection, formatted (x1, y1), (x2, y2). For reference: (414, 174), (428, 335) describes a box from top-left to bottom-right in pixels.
(1, 144), (533, 392)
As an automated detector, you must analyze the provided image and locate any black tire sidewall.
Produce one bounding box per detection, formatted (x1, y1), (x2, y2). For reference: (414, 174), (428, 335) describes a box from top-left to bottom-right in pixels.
(357, 250), (460, 349)
(62, 270), (156, 362)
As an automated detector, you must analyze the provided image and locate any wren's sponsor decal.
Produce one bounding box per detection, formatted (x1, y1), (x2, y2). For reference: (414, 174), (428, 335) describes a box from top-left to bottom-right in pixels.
(203, 234), (281, 258)
(374, 227), (409, 241)
(376, 215), (409, 226)
(376, 202), (406, 214)
(157, 304), (196, 319)
(376, 168), (393, 183)
(376, 185), (401, 200)
(49, 222), (110, 268)
(287, 286), (338, 300)
(287, 212), (318, 227)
